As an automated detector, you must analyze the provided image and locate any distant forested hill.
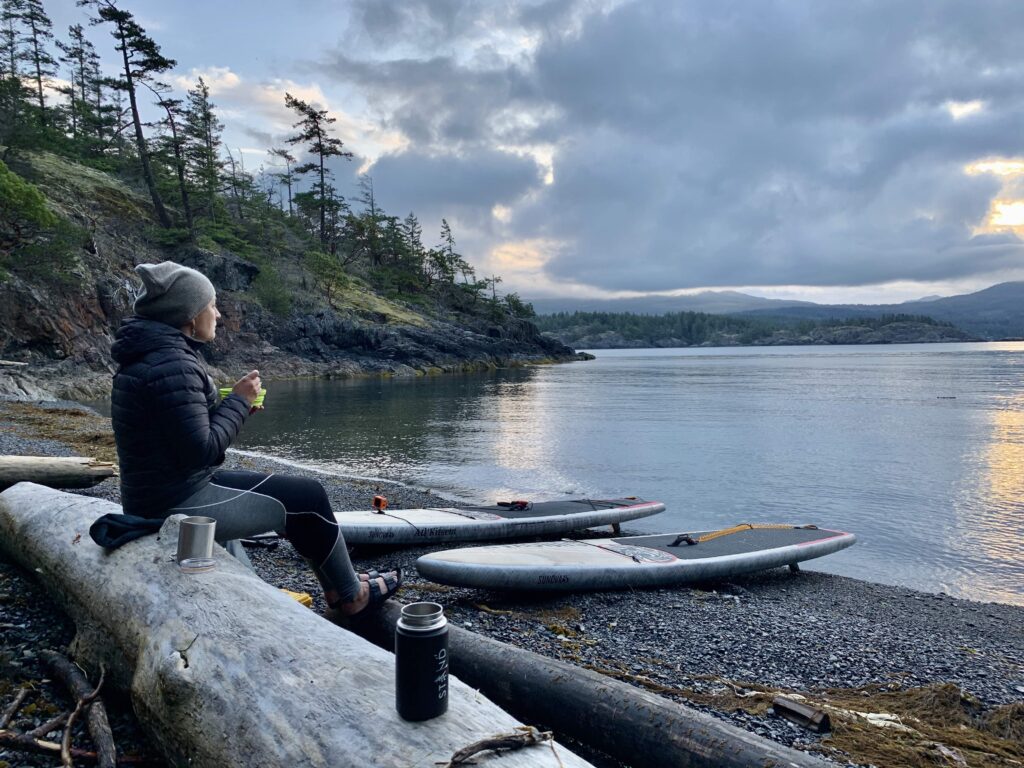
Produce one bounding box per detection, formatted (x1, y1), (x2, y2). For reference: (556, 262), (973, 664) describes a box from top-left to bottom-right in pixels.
(535, 311), (976, 349)
(531, 282), (1024, 341)
(737, 282), (1024, 340)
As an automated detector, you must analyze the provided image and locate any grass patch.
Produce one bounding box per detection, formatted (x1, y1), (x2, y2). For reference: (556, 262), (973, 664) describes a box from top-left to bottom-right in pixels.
(20, 150), (149, 219)
(336, 278), (429, 327)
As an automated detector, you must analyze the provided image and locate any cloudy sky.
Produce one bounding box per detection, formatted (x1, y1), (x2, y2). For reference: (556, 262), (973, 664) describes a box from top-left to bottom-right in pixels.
(50, 0), (1024, 303)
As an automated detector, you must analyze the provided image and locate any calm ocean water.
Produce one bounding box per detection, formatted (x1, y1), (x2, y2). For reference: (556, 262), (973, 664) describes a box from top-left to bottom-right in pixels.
(230, 342), (1024, 606)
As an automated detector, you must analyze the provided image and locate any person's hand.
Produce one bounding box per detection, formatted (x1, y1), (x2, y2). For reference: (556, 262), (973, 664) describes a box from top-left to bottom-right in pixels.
(232, 370), (261, 406)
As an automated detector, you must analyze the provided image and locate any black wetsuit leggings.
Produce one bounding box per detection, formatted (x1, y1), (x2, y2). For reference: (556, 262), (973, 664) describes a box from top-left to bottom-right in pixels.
(168, 470), (360, 603)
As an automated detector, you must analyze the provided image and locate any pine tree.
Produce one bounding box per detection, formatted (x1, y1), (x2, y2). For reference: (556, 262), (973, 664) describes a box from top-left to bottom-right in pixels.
(284, 91), (352, 249)
(183, 76), (223, 221)
(0, 0), (29, 144)
(150, 88), (194, 237)
(0, 1), (16, 80)
(268, 146), (294, 215)
(356, 174), (384, 266)
(56, 23), (98, 141)
(80, 0), (174, 227)
(18, 0), (55, 131)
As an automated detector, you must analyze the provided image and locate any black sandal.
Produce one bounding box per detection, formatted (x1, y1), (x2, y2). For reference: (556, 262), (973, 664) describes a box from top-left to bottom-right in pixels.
(329, 568), (403, 622)
(365, 568), (403, 609)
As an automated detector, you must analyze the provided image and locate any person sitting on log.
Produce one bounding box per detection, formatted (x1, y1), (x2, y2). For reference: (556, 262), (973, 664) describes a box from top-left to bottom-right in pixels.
(104, 260), (401, 618)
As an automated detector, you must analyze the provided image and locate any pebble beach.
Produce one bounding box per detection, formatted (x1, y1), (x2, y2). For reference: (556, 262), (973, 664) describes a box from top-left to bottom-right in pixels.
(0, 398), (1022, 768)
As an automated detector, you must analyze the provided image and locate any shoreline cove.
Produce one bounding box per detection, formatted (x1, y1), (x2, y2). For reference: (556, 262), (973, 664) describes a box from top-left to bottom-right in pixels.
(0, 398), (1021, 767)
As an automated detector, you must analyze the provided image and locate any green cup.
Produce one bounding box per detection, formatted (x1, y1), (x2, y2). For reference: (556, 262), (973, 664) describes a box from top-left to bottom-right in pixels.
(219, 387), (266, 408)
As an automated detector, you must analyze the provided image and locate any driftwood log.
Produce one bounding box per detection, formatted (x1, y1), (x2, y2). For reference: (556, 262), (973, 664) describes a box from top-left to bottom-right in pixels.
(0, 456), (117, 492)
(361, 603), (832, 768)
(0, 483), (591, 768)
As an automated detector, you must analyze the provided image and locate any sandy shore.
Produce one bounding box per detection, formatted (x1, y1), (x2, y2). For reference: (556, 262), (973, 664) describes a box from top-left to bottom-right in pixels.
(0, 398), (1021, 768)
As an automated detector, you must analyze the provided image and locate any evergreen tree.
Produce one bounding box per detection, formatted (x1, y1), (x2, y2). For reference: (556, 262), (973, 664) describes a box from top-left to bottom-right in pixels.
(223, 146), (258, 222)
(268, 146), (294, 215)
(80, 0), (174, 227)
(0, 1), (16, 80)
(183, 76), (223, 221)
(0, 0), (30, 144)
(149, 87), (194, 237)
(18, 0), (54, 131)
(56, 23), (98, 142)
(355, 173), (385, 266)
(284, 91), (352, 249)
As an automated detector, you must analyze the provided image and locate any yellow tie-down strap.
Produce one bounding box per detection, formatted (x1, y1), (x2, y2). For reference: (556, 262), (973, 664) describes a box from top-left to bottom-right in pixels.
(697, 523), (811, 544)
(279, 588), (313, 607)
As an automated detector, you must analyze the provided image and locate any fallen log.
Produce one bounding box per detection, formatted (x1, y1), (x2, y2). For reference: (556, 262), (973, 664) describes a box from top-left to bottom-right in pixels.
(362, 601), (832, 768)
(0, 483), (591, 768)
(0, 456), (117, 492)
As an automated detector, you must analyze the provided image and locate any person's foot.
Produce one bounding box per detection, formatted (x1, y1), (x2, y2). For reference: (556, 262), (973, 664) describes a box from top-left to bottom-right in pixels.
(328, 569), (402, 619)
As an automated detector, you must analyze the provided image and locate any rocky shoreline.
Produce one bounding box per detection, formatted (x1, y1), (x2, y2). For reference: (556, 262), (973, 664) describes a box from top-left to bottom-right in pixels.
(0, 398), (1022, 767)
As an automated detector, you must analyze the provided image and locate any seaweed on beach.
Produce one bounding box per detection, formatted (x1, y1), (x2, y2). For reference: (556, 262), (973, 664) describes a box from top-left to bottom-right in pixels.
(809, 682), (1024, 767)
(665, 677), (1023, 768)
(0, 403), (117, 462)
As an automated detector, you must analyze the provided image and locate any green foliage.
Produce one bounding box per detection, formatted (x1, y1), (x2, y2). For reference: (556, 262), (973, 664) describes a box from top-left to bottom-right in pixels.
(196, 220), (255, 257)
(304, 249), (349, 309)
(0, 156), (56, 236)
(503, 293), (535, 319)
(7, 216), (86, 282)
(252, 266), (291, 315)
(144, 225), (191, 248)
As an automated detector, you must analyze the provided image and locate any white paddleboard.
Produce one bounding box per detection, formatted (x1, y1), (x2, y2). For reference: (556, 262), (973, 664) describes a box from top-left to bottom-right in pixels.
(335, 498), (665, 545)
(415, 524), (856, 591)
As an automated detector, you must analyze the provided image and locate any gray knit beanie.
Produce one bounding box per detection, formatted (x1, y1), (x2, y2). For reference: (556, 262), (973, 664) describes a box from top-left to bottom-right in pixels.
(133, 261), (216, 327)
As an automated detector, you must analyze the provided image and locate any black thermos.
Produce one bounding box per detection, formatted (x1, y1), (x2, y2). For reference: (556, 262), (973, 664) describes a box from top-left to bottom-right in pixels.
(395, 602), (449, 721)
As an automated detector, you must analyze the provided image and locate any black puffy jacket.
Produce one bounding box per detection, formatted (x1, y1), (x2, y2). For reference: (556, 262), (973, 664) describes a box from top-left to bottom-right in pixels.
(110, 317), (249, 517)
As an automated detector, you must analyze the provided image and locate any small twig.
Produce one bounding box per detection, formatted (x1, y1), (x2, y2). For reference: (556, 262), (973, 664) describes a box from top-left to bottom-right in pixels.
(548, 738), (566, 768)
(62, 667), (106, 768)
(439, 725), (554, 767)
(0, 688), (29, 729)
(42, 651), (117, 768)
(0, 731), (153, 764)
(473, 603), (514, 616)
(27, 711), (70, 739)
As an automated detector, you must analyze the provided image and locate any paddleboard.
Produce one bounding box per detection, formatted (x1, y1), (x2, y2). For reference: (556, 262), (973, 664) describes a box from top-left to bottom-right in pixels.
(334, 498), (665, 545)
(415, 523), (856, 591)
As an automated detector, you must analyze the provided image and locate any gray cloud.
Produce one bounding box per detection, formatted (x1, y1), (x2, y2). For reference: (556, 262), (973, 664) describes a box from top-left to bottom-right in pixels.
(328, 0), (1024, 292)
(367, 148), (542, 232)
(240, 125), (274, 147)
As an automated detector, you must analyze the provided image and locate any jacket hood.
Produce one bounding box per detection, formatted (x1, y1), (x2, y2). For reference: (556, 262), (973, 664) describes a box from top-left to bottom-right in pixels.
(111, 316), (203, 366)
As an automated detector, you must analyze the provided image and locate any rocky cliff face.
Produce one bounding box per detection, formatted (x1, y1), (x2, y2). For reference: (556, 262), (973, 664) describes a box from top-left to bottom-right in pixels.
(0, 151), (581, 400)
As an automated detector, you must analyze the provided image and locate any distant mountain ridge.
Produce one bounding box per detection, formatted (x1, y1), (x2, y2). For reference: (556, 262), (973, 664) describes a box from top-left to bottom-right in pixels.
(529, 282), (1024, 340)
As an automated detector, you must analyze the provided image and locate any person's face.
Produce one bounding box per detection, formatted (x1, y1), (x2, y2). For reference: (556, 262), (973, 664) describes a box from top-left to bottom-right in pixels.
(189, 300), (220, 342)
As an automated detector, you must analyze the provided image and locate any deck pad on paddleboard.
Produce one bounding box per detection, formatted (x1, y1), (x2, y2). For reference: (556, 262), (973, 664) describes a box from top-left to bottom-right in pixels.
(415, 524), (856, 591)
(334, 498), (665, 544)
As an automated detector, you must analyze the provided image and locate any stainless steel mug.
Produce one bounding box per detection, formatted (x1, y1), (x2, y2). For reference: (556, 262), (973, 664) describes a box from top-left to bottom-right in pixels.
(176, 515), (216, 573)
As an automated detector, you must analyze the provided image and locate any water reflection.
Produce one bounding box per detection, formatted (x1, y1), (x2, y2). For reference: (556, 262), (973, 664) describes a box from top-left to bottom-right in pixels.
(237, 371), (560, 499)
(950, 393), (1024, 603)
